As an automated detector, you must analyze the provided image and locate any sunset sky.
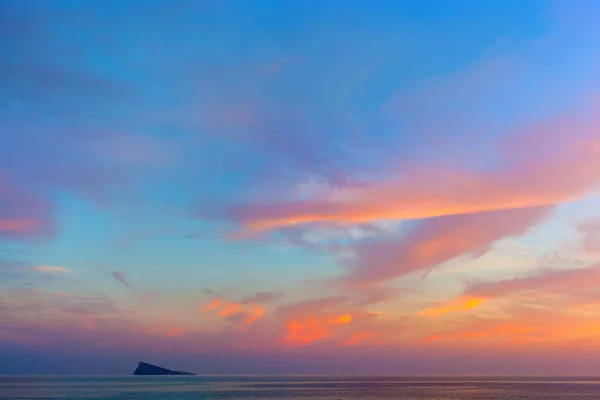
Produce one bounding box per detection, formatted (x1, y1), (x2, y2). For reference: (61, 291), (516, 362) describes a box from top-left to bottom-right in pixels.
(3, 0), (600, 375)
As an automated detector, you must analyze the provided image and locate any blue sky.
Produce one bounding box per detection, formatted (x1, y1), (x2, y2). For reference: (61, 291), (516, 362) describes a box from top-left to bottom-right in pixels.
(3, 0), (600, 374)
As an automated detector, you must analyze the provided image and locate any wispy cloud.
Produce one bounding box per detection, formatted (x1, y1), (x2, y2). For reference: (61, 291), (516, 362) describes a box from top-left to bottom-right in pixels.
(218, 104), (600, 237)
(421, 262), (600, 317)
(110, 271), (130, 289)
(32, 265), (69, 274)
(346, 206), (551, 287)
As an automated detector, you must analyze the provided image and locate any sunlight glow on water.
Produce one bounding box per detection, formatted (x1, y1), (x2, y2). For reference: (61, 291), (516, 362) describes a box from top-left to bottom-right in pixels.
(2, 375), (600, 399)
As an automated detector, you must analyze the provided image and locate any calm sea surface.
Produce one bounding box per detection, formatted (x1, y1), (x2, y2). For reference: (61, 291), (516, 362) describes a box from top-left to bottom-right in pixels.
(2, 375), (600, 399)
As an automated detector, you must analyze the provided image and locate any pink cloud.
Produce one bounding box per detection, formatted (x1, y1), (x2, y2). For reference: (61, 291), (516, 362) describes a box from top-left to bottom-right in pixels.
(0, 218), (39, 233)
(0, 174), (54, 239)
(220, 105), (600, 236)
(420, 262), (600, 316)
(346, 206), (551, 286)
(467, 262), (600, 299)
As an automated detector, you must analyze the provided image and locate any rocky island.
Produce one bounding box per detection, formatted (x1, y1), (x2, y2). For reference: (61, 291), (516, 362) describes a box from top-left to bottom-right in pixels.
(133, 362), (195, 375)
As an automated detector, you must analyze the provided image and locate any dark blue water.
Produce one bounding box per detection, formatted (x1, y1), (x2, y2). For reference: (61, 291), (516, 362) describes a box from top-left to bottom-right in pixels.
(2, 375), (600, 399)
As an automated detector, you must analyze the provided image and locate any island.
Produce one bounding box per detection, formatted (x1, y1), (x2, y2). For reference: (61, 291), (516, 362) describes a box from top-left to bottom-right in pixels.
(133, 362), (195, 375)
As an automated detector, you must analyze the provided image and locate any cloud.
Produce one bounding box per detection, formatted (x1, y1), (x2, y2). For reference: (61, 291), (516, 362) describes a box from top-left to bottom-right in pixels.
(201, 298), (265, 331)
(1, 259), (73, 287)
(421, 262), (600, 317)
(420, 303), (600, 347)
(275, 295), (389, 346)
(32, 265), (69, 274)
(0, 287), (198, 353)
(110, 271), (130, 289)
(345, 205), (551, 286)
(165, 327), (183, 337)
(0, 174), (54, 240)
(0, 4), (185, 249)
(467, 262), (600, 299)
(184, 33), (387, 188)
(342, 332), (381, 346)
(420, 296), (486, 317)
(283, 312), (356, 346)
(216, 104), (600, 237)
(0, 288), (124, 319)
(0, 219), (41, 234)
(6, 0), (600, 373)
(199, 292), (284, 332)
(202, 298), (222, 312)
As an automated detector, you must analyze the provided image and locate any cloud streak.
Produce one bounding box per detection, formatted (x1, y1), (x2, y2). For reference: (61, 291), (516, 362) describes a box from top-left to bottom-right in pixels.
(32, 265), (69, 274)
(421, 262), (600, 317)
(110, 271), (130, 289)
(346, 205), (551, 286)
(219, 107), (600, 236)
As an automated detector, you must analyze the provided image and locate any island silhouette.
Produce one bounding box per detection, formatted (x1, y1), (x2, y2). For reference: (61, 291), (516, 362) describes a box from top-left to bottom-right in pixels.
(133, 362), (195, 375)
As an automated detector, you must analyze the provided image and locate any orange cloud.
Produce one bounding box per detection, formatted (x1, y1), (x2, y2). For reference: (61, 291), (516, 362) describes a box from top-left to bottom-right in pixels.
(285, 319), (329, 346)
(421, 309), (600, 347)
(202, 298), (265, 330)
(202, 298), (222, 312)
(330, 313), (352, 325)
(274, 295), (403, 347)
(420, 296), (487, 317)
(342, 332), (380, 346)
(238, 305), (265, 330)
(284, 313), (354, 346)
(423, 262), (600, 317)
(218, 303), (242, 317)
(166, 327), (183, 337)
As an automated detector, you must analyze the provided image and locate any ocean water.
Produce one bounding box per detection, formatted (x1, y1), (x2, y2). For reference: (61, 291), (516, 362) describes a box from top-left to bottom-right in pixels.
(2, 375), (600, 399)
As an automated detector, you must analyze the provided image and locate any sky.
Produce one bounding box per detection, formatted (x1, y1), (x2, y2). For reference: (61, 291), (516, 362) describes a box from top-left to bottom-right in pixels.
(2, 0), (600, 375)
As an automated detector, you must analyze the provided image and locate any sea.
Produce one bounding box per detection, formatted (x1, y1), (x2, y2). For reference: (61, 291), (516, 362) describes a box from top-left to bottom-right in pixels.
(2, 375), (600, 399)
